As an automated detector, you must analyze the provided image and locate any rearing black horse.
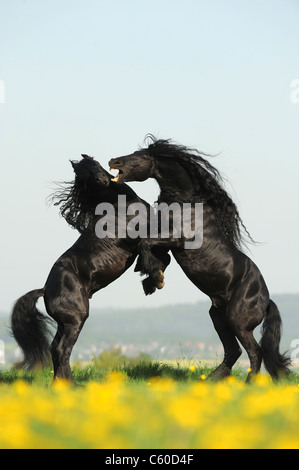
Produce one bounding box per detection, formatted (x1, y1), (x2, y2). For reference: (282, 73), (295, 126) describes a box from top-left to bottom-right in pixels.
(11, 155), (170, 381)
(109, 136), (291, 382)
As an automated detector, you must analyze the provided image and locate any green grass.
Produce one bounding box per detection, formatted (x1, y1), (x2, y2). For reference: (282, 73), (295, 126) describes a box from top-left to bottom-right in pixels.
(1, 357), (299, 386)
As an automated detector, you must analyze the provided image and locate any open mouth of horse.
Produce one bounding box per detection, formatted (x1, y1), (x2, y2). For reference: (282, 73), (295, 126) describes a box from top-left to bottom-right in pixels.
(110, 168), (122, 182)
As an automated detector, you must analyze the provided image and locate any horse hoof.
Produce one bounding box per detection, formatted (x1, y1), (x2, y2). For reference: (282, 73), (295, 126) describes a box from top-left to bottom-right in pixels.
(207, 363), (232, 381)
(156, 270), (165, 289)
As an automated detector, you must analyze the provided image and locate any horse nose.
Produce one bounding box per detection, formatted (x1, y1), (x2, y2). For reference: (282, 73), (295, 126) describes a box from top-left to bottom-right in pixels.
(109, 158), (122, 168)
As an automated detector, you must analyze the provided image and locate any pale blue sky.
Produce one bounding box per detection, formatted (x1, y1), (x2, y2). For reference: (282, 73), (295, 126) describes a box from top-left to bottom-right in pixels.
(0, 0), (298, 313)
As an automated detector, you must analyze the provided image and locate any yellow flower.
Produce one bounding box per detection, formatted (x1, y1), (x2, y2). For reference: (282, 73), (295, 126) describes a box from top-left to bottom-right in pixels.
(52, 378), (73, 391)
(2, 368), (299, 449)
(189, 365), (196, 372)
(106, 371), (126, 384)
(252, 373), (272, 387)
(13, 380), (30, 395)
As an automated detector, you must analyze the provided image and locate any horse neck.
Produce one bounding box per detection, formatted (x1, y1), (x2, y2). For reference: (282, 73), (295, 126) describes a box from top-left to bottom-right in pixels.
(80, 184), (106, 209)
(154, 158), (195, 203)
(87, 182), (143, 211)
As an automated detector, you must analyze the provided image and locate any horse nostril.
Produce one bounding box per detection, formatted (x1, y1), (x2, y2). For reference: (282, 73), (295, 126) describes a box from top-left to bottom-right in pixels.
(111, 158), (123, 167)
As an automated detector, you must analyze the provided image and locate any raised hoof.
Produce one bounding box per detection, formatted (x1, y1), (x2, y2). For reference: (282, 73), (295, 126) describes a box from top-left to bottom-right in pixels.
(142, 277), (156, 296)
(156, 270), (165, 289)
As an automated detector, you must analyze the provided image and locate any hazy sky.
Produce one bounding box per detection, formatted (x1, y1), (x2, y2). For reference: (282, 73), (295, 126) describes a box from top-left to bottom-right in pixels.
(0, 0), (298, 314)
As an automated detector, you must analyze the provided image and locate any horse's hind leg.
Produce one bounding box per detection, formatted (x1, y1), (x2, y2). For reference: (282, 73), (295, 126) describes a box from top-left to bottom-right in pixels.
(234, 329), (262, 383)
(44, 278), (89, 382)
(51, 323), (64, 376)
(227, 297), (264, 382)
(208, 303), (242, 380)
(50, 313), (88, 381)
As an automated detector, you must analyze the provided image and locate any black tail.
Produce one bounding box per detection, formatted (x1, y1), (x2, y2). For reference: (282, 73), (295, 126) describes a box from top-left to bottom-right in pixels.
(10, 289), (53, 369)
(260, 299), (291, 379)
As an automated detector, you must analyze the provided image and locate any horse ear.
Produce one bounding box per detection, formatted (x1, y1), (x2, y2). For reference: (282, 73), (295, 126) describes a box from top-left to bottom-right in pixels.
(70, 160), (79, 172)
(81, 154), (93, 160)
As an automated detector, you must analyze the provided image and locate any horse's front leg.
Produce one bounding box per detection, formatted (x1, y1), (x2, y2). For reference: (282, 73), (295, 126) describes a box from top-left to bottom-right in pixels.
(137, 238), (181, 292)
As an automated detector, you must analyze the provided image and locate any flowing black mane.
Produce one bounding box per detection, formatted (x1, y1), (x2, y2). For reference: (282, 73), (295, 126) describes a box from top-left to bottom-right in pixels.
(49, 180), (95, 233)
(144, 135), (253, 249)
(48, 156), (111, 233)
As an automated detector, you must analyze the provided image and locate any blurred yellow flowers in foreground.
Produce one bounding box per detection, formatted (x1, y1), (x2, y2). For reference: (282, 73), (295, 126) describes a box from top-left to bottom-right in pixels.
(1, 373), (299, 449)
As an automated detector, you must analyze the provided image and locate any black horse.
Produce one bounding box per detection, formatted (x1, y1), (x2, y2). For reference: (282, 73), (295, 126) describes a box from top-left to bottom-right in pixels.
(109, 136), (291, 382)
(11, 155), (170, 382)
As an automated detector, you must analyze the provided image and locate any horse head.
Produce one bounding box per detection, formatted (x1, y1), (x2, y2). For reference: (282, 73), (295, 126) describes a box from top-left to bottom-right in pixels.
(71, 154), (110, 188)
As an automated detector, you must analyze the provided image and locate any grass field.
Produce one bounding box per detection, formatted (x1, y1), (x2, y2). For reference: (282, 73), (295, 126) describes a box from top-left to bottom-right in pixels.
(1, 357), (299, 449)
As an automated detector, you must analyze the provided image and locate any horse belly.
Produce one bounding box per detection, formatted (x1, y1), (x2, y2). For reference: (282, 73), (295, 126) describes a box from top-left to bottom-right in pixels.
(90, 252), (136, 292)
(171, 248), (233, 299)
